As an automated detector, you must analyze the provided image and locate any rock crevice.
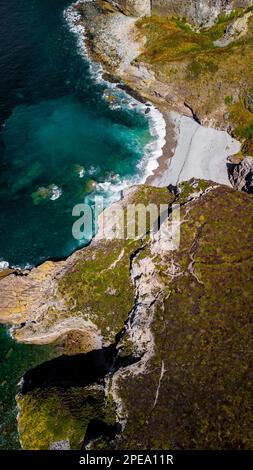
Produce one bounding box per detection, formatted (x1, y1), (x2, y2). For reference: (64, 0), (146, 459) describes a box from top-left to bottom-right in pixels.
(107, 0), (253, 25)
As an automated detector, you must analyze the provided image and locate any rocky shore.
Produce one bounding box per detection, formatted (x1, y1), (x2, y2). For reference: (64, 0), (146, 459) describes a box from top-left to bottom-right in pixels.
(1, 180), (253, 450)
(69, 0), (252, 187)
(0, 0), (253, 450)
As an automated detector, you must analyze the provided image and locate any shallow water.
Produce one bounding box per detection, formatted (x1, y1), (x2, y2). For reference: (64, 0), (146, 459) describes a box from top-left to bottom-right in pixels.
(0, 0), (158, 268)
(0, 0), (165, 449)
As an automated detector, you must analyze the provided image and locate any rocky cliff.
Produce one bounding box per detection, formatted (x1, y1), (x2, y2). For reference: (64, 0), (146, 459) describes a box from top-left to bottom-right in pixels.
(1, 181), (253, 449)
(107, 0), (253, 25)
(75, 0), (253, 158)
(152, 0), (253, 25)
(104, 0), (150, 16)
(1, 0), (253, 451)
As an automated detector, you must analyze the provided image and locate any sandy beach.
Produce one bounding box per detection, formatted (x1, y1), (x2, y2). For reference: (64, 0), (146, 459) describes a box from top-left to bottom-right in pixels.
(148, 111), (241, 188)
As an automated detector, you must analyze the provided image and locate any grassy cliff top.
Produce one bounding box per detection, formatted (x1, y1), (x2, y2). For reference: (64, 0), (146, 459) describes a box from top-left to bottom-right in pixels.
(135, 8), (253, 158)
(6, 180), (253, 450)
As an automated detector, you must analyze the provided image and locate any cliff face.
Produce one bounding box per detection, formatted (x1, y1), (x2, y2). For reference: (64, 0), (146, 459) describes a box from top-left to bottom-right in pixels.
(154, 0), (252, 24)
(1, 181), (253, 449)
(108, 0), (253, 24)
(105, 0), (150, 16)
(78, 0), (253, 152)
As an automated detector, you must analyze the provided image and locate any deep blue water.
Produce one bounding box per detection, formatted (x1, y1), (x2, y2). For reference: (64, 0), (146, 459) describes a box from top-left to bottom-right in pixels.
(0, 0), (155, 450)
(0, 0), (153, 268)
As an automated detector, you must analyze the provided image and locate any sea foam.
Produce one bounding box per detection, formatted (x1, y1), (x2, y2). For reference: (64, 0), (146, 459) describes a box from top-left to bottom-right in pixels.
(64, 1), (167, 196)
(0, 261), (9, 271)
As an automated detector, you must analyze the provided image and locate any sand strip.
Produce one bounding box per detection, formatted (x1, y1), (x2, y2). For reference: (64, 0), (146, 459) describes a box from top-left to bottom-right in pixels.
(149, 112), (241, 188)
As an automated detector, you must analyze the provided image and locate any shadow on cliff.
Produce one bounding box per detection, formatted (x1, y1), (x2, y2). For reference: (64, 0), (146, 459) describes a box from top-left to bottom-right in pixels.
(21, 341), (139, 394)
(21, 345), (115, 394)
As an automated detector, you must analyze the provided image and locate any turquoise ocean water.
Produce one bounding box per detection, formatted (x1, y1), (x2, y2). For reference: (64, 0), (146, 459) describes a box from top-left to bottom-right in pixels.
(0, 0), (162, 268)
(0, 0), (164, 449)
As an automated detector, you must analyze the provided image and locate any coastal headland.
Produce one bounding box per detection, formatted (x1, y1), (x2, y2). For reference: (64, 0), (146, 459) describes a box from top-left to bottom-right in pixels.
(0, 0), (253, 450)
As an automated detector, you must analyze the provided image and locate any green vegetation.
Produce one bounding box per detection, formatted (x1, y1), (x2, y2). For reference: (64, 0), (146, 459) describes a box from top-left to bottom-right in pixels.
(229, 101), (253, 155)
(117, 183), (253, 450)
(216, 10), (241, 24)
(224, 95), (233, 105)
(17, 386), (116, 450)
(136, 16), (216, 64)
(58, 186), (175, 340)
(186, 59), (218, 80)
(179, 179), (214, 201)
(229, 101), (253, 138)
(135, 10), (253, 154)
(14, 181), (253, 450)
(136, 11), (250, 65)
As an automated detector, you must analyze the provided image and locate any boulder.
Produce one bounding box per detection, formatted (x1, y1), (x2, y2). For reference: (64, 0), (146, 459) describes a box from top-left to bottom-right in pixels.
(228, 156), (253, 192)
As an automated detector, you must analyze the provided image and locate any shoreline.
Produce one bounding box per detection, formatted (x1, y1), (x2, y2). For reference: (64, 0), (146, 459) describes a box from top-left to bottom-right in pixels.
(0, 0), (242, 274)
(0, 1), (166, 274)
(65, 1), (169, 186)
(0, 1), (252, 452)
(151, 111), (240, 187)
(69, 0), (241, 189)
(0, 0), (240, 330)
(145, 112), (176, 186)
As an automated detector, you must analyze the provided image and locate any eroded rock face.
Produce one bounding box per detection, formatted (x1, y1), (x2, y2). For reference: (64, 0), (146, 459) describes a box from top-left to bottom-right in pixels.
(0, 186), (174, 348)
(107, 0), (253, 25)
(228, 156), (253, 192)
(152, 0), (253, 25)
(105, 0), (150, 16)
(114, 181), (253, 450)
(1, 181), (253, 449)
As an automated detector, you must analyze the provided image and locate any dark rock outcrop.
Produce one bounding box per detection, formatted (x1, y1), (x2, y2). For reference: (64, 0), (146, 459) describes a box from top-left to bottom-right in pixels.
(228, 156), (253, 192)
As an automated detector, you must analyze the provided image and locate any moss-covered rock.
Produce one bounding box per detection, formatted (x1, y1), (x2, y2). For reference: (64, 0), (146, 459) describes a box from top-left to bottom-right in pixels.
(1, 181), (253, 449)
(17, 385), (116, 450)
(114, 182), (253, 450)
(0, 185), (174, 346)
(58, 185), (175, 341)
(135, 10), (253, 152)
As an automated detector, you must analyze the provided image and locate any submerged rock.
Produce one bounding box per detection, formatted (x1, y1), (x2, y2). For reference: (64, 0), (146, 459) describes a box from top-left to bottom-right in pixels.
(50, 185), (62, 201)
(11, 161), (43, 194)
(73, 164), (86, 178)
(85, 178), (97, 193)
(31, 184), (62, 205)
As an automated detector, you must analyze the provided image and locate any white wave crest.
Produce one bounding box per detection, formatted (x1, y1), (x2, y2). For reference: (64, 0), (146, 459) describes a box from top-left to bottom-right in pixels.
(50, 185), (63, 201)
(0, 261), (9, 271)
(63, 0), (167, 213)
